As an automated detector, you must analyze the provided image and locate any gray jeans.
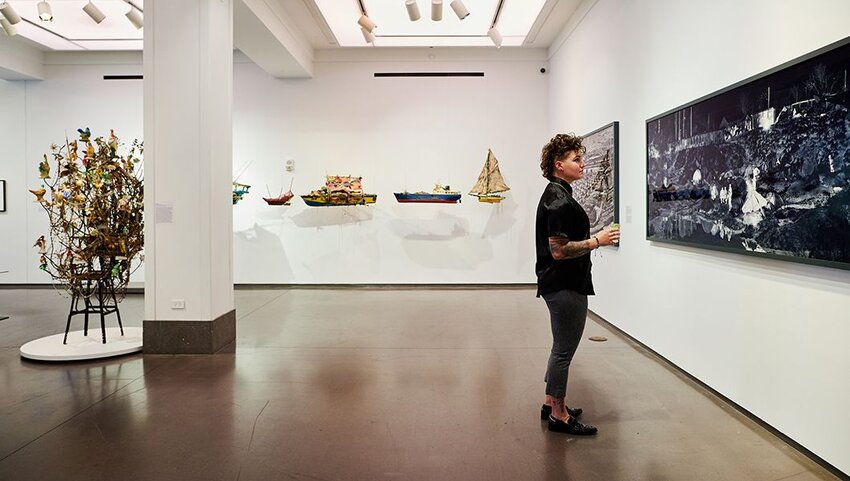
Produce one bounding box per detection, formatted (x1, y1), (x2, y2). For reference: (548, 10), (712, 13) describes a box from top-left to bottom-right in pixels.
(542, 289), (588, 398)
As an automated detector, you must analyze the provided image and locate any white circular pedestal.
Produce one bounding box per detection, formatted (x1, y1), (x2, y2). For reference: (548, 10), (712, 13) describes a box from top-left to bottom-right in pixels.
(20, 327), (143, 362)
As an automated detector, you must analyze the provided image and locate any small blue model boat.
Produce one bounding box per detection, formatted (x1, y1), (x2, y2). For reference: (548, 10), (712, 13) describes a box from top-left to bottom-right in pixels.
(394, 184), (461, 204)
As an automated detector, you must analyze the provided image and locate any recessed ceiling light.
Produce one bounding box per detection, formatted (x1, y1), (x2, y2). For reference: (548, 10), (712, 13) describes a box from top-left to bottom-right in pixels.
(405, 0), (420, 22)
(126, 5), (143, 29)
(0, 17), (16, 35)
(37, 1), (52, 22)
(0, 2), (22, 24)
(450, 0), (469, 20)
(357, 13), (376, 33)
(361, 26), (374, 44)
(83, 1), (106, 24)
(487, 26), (502, 48)
(431, 0), (442, 21)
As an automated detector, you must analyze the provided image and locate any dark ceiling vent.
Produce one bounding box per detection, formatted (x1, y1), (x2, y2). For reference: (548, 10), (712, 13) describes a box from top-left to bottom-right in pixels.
(103, 75), (143, 80)
(374, 72), (484, 78)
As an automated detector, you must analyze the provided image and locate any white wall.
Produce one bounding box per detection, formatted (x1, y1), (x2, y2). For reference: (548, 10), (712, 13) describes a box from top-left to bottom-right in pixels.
(2, 50), (549, 285)
(548, 0), (850, 473)
(0, 55), (143, 284)
(232, 50), (550, 283)
(0, 78), (27, 279)
(0, 36), (44, 80)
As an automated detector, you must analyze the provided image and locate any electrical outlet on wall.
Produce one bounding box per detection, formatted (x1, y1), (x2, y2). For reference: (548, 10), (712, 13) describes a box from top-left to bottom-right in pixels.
(625, 205), (632, 224)
(170, 299), (185, 309)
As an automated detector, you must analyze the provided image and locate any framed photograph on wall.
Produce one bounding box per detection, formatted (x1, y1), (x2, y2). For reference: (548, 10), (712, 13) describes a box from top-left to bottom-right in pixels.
(573, 121), (619, 237)
(646, 36), (850, 270)
(0, 180), (5, 212)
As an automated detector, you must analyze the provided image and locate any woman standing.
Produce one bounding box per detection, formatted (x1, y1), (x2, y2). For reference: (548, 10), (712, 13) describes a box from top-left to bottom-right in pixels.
(535, 133), (620, 434)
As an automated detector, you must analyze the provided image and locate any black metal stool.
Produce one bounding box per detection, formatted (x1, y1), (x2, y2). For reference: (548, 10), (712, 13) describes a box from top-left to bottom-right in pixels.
(63, 265), (124, 345)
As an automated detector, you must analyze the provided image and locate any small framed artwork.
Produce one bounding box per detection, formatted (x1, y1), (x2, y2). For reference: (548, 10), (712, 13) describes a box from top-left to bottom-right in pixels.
(0, 180), (6, 212)
(573, 122), (619, 237)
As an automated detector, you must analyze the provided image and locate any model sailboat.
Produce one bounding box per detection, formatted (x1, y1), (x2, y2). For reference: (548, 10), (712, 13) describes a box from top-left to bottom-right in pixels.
(469, 149), (510, 203)
(263, 179), (294, 206)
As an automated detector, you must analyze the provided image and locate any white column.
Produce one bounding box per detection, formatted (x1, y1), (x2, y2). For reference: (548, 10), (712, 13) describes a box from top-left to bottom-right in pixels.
(143, 0), (235, 353)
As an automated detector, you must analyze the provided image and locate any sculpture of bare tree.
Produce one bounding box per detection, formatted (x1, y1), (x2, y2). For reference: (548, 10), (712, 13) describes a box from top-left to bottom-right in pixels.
(30, 129), (144, 302)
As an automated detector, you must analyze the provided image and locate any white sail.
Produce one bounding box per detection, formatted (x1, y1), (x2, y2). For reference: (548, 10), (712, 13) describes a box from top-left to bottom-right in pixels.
(469, 150), (510, 195)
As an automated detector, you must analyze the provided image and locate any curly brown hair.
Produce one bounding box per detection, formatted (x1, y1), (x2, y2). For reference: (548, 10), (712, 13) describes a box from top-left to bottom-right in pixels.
(540, 133), (586, 180)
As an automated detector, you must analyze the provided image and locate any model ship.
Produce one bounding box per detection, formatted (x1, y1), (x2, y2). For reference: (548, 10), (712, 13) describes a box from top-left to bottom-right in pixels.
(263, 179), (295, 206)
(469, 149), (510, 203)
(232, 182), (251, 204)
(394, 184), (461, 204)
(301, 175), (377, 207)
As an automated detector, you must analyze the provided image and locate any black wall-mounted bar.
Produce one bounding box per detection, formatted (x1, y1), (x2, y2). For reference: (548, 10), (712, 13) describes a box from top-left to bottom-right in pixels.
(374, 72), (484, 78)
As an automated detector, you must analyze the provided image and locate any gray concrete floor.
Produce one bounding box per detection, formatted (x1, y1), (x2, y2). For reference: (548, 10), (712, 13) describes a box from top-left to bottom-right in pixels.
(0, 288), (840, 481)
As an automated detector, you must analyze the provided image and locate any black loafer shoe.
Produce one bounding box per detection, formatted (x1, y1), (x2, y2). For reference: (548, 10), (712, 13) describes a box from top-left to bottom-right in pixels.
(540, 404), (583, 420)
(547, 415), (598, 435)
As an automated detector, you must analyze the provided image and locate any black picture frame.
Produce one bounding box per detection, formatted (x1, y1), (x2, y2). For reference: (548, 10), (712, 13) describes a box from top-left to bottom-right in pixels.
(0, 180), (6, 212)
(646, 36), (850, 270)
(574, 121), (619, 237)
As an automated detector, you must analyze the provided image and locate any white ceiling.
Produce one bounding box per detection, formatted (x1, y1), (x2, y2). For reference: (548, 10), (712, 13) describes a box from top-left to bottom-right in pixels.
(314, 0), (547, 47)
(0, 0), (143, 51)
(1, 0), (581, 51)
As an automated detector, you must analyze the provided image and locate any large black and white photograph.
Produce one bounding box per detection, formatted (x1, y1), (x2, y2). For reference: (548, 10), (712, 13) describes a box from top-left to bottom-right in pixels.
(646, 37), (850, 269)
(574, 122), (618, 236)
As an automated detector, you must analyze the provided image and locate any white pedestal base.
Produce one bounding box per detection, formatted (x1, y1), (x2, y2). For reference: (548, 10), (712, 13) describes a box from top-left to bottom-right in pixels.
(20, 327), (143, 362)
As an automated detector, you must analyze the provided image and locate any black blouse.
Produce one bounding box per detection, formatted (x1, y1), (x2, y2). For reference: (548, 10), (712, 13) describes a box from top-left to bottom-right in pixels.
(535, 178), (594, 297)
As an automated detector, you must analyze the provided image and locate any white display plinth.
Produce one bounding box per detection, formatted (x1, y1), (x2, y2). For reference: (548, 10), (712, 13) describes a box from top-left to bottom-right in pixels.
(20, 327), (143, 361)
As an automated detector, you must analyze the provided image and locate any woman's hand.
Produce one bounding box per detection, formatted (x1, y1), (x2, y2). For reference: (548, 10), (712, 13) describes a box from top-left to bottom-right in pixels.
(594, 226), (620, 247)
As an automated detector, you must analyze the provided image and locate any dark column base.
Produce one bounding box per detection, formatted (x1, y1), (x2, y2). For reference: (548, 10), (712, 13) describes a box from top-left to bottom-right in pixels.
(143, 309), (235, 354)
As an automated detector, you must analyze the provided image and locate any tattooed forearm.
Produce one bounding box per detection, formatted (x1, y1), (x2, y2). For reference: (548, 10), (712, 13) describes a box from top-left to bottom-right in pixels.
(548, 236), (595, 260)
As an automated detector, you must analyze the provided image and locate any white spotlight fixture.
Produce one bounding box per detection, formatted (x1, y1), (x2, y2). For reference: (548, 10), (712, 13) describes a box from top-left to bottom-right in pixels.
(0, 2), (22, 25)
(82, 1), (105, 24)
(488, 26), (502, 48)
(431, 0), (442, 21)
(357, 14), (376, 33)
(405, 0), (420, 22)
(0, 17), (16, 36)
(361, 27), (375, 44)
(125, 5), (143, 29)
(449, 0), (469, 20)
(37, 1), (52, 22)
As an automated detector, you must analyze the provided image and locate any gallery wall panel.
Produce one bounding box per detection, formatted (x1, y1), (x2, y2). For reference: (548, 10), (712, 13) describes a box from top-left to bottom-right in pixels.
(231, 57), (550, 284)
(647, 36), (850, 270)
